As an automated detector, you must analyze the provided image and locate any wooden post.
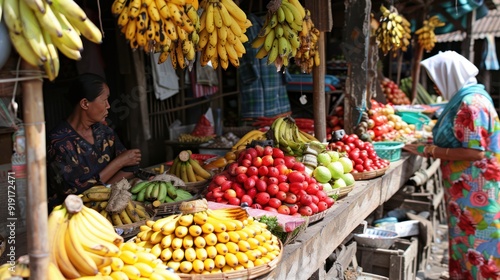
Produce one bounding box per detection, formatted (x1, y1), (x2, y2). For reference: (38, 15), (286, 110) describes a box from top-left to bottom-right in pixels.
(313, 32), (327, 142)
(342, 0), (370, 134)
(22, 61), (49, 280)
(461, 9), (475, 61)
(411, 44), (424, 103)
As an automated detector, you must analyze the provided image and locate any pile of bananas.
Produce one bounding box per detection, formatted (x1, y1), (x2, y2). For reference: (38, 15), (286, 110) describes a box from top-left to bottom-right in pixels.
(251, 0), (305, 69)
(168, 150), (213, 183)
(134, 201), (281, 274)
(112, 0), (199, 69)
(230, 129), (267, 151)
(81, 186), (152, 227)
(197, 0), (251, 69)
(4, 0), (102, 81)
(294, 9), (320, 74)
(131, 180), (193, 205)
(375, 5), (411, 56)
(48, 194), (124, 279)
(270, 116), (318, 156)
(415, 15), (445, 52)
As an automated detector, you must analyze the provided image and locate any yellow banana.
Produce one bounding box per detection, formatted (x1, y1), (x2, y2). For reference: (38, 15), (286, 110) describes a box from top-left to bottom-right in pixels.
(147, 0), (161, 22)
(155, 0), (170, 19)
(19, 0), (49, 62)
(128, 0), (141, 18)
(167, 2), (182, 26)
(205, 2), (215, 33)
(52, 0), (88, 21)
(220, 0), (246, 23)
(8, 31), (43, 67)
(81, 207), (123, 245)
(41, 28), (59, 81)
(111, 0), (127, 16)
(3, 0), (23, 34)
(65, 217), (99, 275)
(34, 2), (63, 38)
(52, 9), (84, 51)
(66, 16), (103, 44)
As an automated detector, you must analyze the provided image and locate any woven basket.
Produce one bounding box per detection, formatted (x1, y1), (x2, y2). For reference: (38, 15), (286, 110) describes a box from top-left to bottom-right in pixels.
(183, 178), (210, 193)
(177, 240), (283, 279)
(114, 206), (156, 239)
(351, 166), (389, 181)
(306, 208), (331, 225)
(152, 189), (203, 217)
(326, 184), (355, 199)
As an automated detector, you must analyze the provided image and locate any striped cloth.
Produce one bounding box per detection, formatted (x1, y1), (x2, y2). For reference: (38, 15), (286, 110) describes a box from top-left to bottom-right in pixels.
(238, 13), (291, 119)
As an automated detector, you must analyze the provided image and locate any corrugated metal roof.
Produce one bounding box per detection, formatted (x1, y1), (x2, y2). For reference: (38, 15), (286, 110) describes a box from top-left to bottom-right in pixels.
(436, 8), (500, 42)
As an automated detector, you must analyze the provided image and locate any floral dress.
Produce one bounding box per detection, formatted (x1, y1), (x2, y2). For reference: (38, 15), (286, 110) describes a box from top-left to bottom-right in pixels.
(440, 93), (500, 279)
(47, 121), (138, 209)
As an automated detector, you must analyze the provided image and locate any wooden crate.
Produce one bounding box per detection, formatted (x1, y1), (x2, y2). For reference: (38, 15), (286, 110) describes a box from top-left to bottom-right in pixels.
(356, 238), (418, 280)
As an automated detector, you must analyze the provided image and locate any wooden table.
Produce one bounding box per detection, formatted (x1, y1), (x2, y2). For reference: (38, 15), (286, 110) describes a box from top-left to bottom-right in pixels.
(260, 153), (422, 279)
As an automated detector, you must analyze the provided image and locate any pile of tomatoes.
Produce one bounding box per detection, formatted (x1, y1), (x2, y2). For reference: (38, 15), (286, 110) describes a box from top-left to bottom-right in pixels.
(328, 133), (390, 173)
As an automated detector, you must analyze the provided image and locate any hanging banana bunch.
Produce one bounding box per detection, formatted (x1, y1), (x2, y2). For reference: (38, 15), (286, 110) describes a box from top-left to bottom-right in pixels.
(294, 9), (320, 74)
(113, 0), (200, 69)
(4, 0), (103, 81)
(251, 0), (305, 71)
(375, 5), (411, 57)
(415, 15), (445, 52)
(197, 0), (252, 70)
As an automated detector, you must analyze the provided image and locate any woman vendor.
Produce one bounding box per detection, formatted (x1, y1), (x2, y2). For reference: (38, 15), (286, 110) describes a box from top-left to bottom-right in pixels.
(47, 73), (142, 209)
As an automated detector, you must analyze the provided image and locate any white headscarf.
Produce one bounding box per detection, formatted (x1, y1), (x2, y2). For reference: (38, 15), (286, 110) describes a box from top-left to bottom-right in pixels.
(420, 51), (478, 100)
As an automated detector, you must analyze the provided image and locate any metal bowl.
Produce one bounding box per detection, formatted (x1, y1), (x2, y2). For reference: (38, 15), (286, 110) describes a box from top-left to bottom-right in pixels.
(354, 228), (399, 249)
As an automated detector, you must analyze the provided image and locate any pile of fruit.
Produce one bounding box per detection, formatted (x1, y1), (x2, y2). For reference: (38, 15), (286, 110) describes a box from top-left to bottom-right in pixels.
(270, 116), (319, 156)
(367, 100), (415, 142)
(168, 150), (213, 183)
(45, 194), (179, 280)
(328, 133), (390, 173)
(205, 145), (335, 216)
(133, 199), (282, 274)
(381, 78), (411, 105)
(130, 180), (193, 206)
(5, 0), (102, 80)
(307, 149), (356, 191)
(81, 185), (153, 227)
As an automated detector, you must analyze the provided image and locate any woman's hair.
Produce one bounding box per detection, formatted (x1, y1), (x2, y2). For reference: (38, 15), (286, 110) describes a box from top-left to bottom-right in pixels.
(67, 73), (107, 107)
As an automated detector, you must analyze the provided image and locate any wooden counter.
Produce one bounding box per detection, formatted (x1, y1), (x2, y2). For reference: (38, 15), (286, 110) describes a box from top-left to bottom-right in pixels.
(261, 153), (422, 280)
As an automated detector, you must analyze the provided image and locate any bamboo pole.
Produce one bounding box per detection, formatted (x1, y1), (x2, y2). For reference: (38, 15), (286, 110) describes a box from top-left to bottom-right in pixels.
(21, 61), (48, 280)
(313, 31), (327, 142)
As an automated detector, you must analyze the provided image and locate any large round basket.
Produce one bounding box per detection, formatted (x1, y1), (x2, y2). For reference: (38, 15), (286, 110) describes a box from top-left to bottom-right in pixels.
(177, 240), (283, 279)
(114, 206), (156, 239)
(183, 178), (210, 193)
(351, 166), (389, 181)
(152, 189), (203, 217)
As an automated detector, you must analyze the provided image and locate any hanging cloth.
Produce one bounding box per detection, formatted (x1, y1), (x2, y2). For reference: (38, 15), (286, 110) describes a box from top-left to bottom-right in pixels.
(151, 53), (179, 100)
(481, 34), (500, 70)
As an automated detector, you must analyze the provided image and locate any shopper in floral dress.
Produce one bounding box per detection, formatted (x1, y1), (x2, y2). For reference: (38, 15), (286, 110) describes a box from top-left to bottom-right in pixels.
(404, 51), (500, 279)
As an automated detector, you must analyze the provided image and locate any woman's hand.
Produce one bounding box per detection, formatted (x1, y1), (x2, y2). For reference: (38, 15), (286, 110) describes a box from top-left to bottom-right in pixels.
(403, 144), (426, 157)
(116, 149), (142, 167)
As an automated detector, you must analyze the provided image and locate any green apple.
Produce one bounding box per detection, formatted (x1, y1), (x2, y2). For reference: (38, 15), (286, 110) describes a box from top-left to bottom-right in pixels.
(327, 161), (344, 179)
(340, 173), (355, 186)
(338, 157), (353, 173)
(313, 166), (332, 183)
(332, 178), (347, 189)
(317, 153), (331, 166)
(327, 150), (340, 162)
(322, 182), (333, 191)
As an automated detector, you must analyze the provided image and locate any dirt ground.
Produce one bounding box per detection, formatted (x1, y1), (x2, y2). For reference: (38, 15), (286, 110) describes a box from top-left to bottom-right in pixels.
(418, 224), (449, 280)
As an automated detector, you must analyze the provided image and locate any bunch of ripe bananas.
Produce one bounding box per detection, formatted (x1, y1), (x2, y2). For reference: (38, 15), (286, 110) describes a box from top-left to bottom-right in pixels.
(3, 0), (102, 81)
(270, 116), (318, 156)
(251, 0), (305, 70)
(134, 201), (281, 274)
(375, 5), (411, 56)
(112, 0), (200, 69)
(81, 185), (152, 227)
(168, 150), (213, 183)
(231, 129), (267, 151)
(294, 9), (320, 74)
(197, 0), (251, 70)
(415, 15), (445, 52)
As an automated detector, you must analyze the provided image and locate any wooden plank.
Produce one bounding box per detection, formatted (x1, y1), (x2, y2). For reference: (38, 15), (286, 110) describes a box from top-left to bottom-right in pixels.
(260, 154), (421, 279)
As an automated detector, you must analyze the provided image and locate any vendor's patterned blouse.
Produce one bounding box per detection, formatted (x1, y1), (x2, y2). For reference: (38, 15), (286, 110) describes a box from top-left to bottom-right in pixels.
(47, 121), (137, 208)
(441, 93), (500, 279)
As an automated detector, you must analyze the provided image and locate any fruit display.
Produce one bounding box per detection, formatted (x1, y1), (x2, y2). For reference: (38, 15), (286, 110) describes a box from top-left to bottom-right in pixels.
(375, 5), (411, 56)
(415, 15), (445, 52)
(131, 180), (193, 206)
(367, 100), (415, 142)
(328, 133), (390, 174)
(198, 0), (252, 69)
(231, 129), (267, 151)
(5, 0), (102, 81)
(81, 185), (153, 227)
(251, 0), (306, 69)
(177, 133), (215, 143)
(294, 9), (321, 74)
(252, 116), (317, 134)
(168, 150), (213, 183)
(381, 77), (411, 105)
(113, 0), (199, 68)
(269, 116), (319, 156)
(133, 199), (282, 275)
(205, 145), (335, 216)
